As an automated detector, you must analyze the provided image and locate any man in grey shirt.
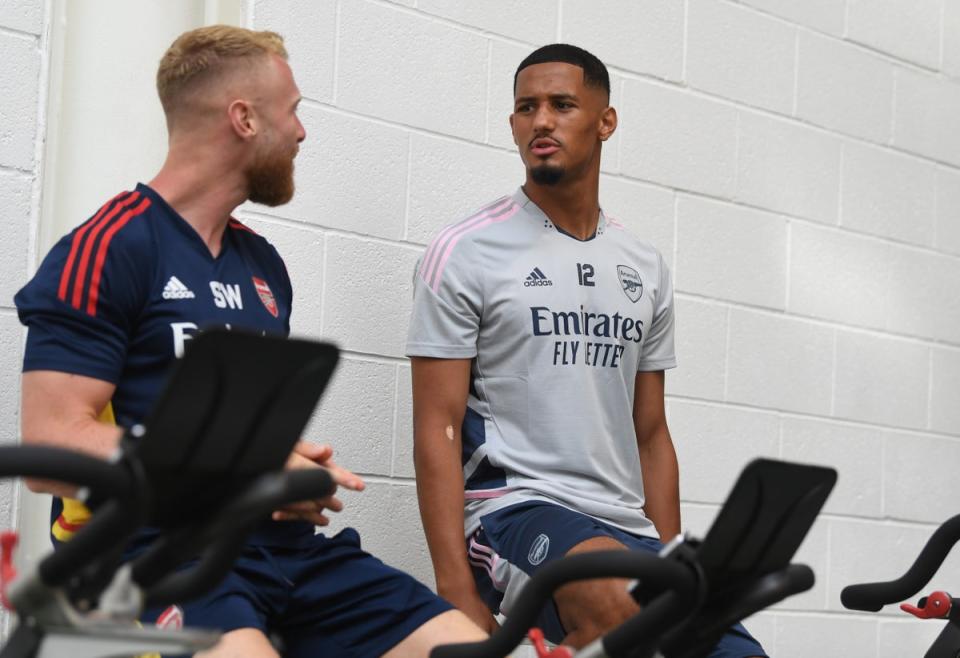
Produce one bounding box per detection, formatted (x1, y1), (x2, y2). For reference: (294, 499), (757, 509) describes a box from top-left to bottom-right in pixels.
(407, 44), (764, 657)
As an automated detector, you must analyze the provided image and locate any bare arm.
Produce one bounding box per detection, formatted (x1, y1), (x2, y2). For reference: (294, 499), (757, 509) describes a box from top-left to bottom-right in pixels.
(634, 370), (680, 541)
(411, 356), (497, 632)
(20, 370), (123, 497)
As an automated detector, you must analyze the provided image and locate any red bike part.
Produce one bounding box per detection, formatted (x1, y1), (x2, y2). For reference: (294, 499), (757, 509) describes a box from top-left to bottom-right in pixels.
(1, 531), (18, 611)
(901, 591), (953, 619)
(528, 628), (574, 658)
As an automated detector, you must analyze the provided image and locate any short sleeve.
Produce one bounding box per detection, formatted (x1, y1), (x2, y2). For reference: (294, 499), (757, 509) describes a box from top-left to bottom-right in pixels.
(405, 241), (483, 359)
(637, 251), (677, 372)
(15, 222), (151, 384)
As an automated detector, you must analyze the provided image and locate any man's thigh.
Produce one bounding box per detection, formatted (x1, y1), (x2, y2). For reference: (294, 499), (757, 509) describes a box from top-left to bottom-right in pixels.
(276, 528), (456, 658)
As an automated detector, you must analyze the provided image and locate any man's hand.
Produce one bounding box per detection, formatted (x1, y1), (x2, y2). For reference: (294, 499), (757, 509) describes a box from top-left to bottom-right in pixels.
(272, 442), (365, 525)
(440, 584), (500, 634)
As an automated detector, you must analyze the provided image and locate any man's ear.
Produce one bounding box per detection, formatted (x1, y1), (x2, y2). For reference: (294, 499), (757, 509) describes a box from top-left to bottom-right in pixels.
(599, 106), (617, 142)
(509, 112), (518, 146)
(228, 99), (257, 140)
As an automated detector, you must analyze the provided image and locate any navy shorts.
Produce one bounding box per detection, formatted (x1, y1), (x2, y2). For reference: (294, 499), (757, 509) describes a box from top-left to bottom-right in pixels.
(469, 501), (767, 658)
(141, 527), (452, 657)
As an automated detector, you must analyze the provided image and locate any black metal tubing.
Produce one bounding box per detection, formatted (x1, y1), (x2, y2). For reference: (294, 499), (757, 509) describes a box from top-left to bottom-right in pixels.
(0, 446), (133, 500)
(430, 551), (699, 658)
(841, 514), (960, 612)
(142, 468), (335, 606)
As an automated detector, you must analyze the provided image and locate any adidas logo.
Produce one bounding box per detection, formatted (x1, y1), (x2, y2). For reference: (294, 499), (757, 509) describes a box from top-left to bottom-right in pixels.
(162, 276), (195, 300)
(523, 267), (553, 287)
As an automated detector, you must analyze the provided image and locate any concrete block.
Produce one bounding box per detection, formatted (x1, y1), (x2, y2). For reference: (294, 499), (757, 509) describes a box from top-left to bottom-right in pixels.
(394, 363), (414, 478)
(334, 481), (435, 588)
(560, 0), (684, 81)
(796, 31), (894, 144)
(931, 347), (960, 435)
(738, 0), (845, 36)
(726, 309), (834, 415)
(667, 400), (779, 505)
(0, 32), (40, 171)
(305, 357), (397, 477)
(337, 0), (488, 141)
(0, 172), (31, 309)
(741, 612), (776, 657)
(675, 195), (787, 309)
(935, 167), (960, 256)
(736, 112), (841, 224)
(878, 618), (950, 658)
(944, 0), (960, 78)
(322, 236), (420, 357)
(885, 247), (960, 344)
(620, 81), (737, 197)
(828, 519), (960, 614)
(598, 176), (675, 264)
(0, 0), (41, 34)
(884, 431), (960, 523)
(772, 517), (829, 611)
(773, 614), (877, 657)
(893, 69), (960, 167)
(239, 217), (324, 338)
(0, 315), (22, 444)
(407, 135), (523, 245)
(275, 105), (409, 240)
(487, 40), (532, 150)
(847, 0), (941, 69)
(253, 0), (335, 103)
(665, 297), (727, 401)
(687, 0), (796, 114)
(833, 331), (928, 429)
(788, 222), (890, 330)
(841, 142), (936, 247)
(780, 417), (882, 518)
(417, 0), (558, 45)
(679, 502), (719, 538)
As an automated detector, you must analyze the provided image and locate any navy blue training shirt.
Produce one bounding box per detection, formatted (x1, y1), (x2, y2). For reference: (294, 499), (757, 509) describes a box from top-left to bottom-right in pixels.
(15, 183), (308, 545)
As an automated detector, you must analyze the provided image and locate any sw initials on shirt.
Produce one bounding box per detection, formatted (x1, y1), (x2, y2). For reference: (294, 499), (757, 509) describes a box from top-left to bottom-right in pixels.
(209, 281), (243, 310)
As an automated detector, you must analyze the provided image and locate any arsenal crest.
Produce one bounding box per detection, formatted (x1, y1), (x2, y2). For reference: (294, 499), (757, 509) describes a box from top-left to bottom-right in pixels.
(252, 277), (279, 318)
(617, 265), (643, 303)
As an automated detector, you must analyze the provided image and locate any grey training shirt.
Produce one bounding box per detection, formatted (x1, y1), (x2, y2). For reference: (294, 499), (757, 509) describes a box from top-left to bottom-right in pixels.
(406, 188), (677, 538)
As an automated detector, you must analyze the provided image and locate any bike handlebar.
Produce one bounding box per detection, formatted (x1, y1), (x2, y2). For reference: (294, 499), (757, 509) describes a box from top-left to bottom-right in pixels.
(841, 514), (960, 612)
(429, 550), (700, 658)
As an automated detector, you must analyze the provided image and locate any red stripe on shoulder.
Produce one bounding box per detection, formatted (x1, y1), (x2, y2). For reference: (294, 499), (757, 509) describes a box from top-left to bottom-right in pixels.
(228, 218), (258, 235)
(57, 191), (132, 303)
(85, 197), (152, 316)
(69, 192), (142, 310)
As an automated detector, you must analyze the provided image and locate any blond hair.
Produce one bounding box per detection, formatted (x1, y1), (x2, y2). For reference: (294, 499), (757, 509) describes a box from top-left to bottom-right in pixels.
(156, 25), (287, 118)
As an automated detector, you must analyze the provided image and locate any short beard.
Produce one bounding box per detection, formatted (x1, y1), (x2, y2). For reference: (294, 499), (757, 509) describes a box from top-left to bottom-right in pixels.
(247, 148), (295, 207)
(530, 164), (565, 186)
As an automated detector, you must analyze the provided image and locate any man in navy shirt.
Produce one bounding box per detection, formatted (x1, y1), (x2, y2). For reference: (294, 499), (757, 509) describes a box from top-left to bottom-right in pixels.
(16, 25), (485, 658)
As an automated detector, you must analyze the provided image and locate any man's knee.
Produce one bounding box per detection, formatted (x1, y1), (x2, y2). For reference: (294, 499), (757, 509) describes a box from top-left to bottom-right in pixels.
(553, 536), (638, 642)
(194, 628), (279, 658)
(383, 609), (487, 658)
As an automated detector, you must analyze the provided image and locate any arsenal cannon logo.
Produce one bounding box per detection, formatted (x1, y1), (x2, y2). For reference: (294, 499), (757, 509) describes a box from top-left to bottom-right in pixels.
(617, 265), (643, 303)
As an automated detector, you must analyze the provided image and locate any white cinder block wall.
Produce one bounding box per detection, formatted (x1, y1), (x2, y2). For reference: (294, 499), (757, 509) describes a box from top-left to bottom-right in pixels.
(0, 0), (45, 640)
(4, 0), (960, 655)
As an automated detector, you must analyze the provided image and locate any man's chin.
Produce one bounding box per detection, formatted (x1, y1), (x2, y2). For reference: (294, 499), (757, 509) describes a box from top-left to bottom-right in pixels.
(530, 165), (565, 186)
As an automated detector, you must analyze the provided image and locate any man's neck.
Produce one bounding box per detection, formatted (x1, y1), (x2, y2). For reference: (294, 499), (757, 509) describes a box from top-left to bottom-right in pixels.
(522, 174), (601, 241)
(147, 148), (248, 258)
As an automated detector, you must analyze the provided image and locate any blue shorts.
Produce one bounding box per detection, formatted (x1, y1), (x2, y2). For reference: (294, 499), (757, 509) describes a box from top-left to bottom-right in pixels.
(469, 501), (767, 658)
(141, 527), (452, 657)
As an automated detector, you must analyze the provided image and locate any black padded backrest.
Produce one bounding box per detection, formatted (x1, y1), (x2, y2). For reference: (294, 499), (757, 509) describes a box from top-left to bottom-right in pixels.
(695, 459), (837, 592)
(129, 330), (339, 524)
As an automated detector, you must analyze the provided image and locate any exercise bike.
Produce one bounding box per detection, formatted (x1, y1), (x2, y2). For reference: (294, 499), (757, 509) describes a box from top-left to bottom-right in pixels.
(842, 514), (960, 658)
(0, 331), (340, 658)
(432, 458), (838, 658)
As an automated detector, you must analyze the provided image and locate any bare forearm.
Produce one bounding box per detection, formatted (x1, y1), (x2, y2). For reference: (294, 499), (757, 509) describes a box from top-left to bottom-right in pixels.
(414, 424), (475, 594)
(638, 429), (681, 540)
